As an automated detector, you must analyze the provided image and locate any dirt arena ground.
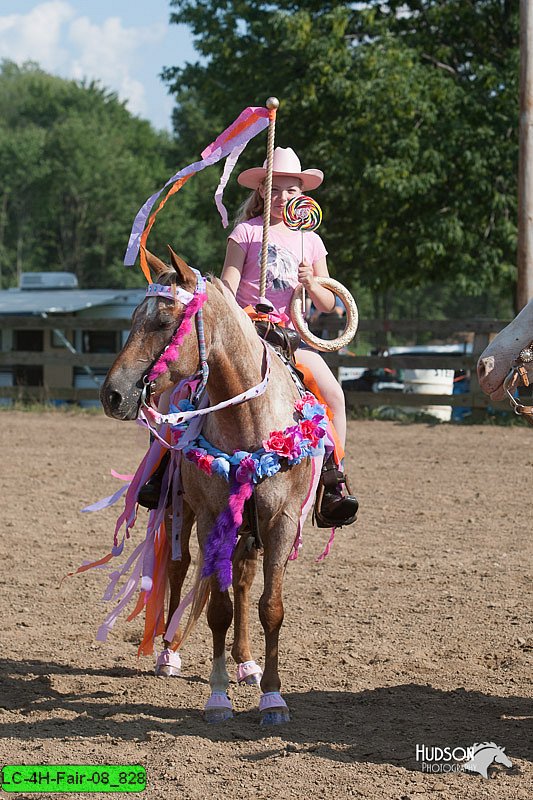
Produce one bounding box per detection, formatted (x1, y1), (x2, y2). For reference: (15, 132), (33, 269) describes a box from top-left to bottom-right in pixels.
(0, 410), (531, 800)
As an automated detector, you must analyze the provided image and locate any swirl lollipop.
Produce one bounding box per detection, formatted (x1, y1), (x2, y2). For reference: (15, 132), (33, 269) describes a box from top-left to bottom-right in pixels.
(283, 195), (322, 232)
(283, 195), (323, 313)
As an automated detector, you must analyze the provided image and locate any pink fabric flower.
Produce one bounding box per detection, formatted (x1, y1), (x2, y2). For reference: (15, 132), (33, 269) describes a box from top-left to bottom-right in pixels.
(263, 430), (292, 458)
(236, 455), (256, 484)
(283, 425), (304, 459)
(294, 392), (316, 414)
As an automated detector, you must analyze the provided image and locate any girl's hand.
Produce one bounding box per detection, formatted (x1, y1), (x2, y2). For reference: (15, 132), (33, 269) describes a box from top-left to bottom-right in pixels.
(298, 261), (315, 289)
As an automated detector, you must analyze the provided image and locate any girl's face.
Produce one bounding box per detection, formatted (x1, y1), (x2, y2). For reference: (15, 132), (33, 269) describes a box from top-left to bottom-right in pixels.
(259, 175), (302, 220)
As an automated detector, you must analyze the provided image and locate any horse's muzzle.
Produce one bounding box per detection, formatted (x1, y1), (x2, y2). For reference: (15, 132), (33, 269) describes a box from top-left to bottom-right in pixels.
(100, 375), (142, 420)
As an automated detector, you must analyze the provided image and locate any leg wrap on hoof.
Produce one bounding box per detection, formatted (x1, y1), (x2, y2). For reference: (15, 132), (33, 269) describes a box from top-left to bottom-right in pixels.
(236, 660), (263, 686)
(204, 692), (233, 723)
(155, 648), (182, 677)
(259, 692), (290, 725)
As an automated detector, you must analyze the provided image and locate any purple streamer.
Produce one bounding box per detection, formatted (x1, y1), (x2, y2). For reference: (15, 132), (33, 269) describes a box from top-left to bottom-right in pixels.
(124, 108), (269, 266)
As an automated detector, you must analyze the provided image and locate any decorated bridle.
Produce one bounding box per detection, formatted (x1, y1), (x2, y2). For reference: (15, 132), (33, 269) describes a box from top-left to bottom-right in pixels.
(139, 269), (272, 432)
(503, 340), (533, 422)
(140, 270), (209, 409)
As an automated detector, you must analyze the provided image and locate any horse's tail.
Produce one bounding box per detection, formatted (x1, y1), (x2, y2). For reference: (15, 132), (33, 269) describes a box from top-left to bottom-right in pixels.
(173, 553), (211, 649)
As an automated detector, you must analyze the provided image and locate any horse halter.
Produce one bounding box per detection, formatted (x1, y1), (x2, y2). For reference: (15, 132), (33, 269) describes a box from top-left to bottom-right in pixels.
(141, 270), (209, 409)
(503, 339), (533, 422)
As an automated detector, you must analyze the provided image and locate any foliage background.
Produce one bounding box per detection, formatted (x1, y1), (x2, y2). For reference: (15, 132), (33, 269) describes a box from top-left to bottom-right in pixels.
(0, 1), (520, 320)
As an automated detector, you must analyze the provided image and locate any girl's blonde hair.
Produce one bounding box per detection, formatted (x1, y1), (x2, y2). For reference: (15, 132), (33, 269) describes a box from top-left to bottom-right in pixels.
(234, 188), (264, 225)
(233, 176), (304, 226)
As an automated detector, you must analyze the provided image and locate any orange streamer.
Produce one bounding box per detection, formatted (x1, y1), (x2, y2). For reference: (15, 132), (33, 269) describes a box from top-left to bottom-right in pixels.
(139, 173), (194, 281)
(136, 524), (170, 656)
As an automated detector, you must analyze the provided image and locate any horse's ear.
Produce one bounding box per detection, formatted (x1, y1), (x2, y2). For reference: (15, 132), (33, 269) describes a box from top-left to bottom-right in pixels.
(143, 247), (169, 279)
(167, 245), (197, 292)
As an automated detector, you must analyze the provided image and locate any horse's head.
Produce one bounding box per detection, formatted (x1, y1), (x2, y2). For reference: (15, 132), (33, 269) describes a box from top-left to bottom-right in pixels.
(477, 299), (533, 400)
(100, 247), (207, 420)
(463, 743), (513, 778)
(494, 746), (512, 768)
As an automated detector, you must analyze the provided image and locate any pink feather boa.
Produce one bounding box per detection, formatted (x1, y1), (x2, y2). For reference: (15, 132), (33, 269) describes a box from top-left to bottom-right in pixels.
(148, 291), (208, 382)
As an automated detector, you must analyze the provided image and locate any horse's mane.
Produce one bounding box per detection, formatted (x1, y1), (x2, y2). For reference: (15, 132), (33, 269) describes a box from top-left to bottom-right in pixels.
(154, 263), (259, 345)
(471, 742), (499, 750)
(208, 275), (259, 343)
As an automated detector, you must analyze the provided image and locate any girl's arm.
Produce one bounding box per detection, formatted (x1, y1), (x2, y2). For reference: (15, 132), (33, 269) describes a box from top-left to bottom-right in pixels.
(298, 256), (336, 313)
(220, 239), (246, 296)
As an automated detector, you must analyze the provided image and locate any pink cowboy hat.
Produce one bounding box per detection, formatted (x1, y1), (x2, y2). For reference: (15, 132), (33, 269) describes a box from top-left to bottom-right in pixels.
(237, 146), (323, 191)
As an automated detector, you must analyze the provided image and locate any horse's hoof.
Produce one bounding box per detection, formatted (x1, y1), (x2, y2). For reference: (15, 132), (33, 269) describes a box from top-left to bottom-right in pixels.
(236, 660), (263, 687)
(243, 672), (262, 687)
(259, 692), (290, 726)
(260, 707), (291, 726)
(155, 664), (181, 678)
(155, 648), (181, 678)
(204, 692), (233, 724)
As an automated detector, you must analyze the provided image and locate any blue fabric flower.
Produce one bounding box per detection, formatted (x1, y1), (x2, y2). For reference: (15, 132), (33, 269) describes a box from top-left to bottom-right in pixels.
(211, 456), (231, 480)
(170, 398), (195, 414)
(256, 452), (281, 479)
(301, 402), (326, 421)
(229, 450), (251, 465)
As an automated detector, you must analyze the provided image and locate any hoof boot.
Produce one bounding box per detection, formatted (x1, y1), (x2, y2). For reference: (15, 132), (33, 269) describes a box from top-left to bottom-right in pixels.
(155, 648), (181, 678)
(259, 692), (290, 726)
(204, 692), (233, 724)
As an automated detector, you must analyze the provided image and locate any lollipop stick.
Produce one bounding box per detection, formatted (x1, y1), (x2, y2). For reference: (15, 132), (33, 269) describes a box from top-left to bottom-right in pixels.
(301, 231), (306, 317)
(282, 195), (323, 321)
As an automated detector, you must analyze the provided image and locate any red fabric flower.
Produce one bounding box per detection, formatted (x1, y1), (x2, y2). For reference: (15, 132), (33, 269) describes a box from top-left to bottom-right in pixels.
(197, 454), (214, 475)
(299, 418), (322, 447)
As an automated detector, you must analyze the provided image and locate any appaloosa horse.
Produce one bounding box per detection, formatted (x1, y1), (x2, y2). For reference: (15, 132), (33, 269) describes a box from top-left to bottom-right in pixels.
(100, 248), (321, 725)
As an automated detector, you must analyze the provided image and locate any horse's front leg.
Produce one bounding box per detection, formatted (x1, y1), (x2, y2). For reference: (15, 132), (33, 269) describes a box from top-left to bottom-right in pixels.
(204, 577), (234, 722)
(155, 502), (194, 678)
(231, 535), (262, 687)
(258, 538), (290, 726)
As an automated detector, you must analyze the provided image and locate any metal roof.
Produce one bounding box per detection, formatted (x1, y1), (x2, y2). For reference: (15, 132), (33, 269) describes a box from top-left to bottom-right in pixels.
(0, 288), (145, 316)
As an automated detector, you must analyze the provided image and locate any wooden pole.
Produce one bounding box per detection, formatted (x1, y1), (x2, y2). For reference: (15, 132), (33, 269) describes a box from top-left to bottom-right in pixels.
(257, 97), (279, 312)
(517, 0), (533, 310)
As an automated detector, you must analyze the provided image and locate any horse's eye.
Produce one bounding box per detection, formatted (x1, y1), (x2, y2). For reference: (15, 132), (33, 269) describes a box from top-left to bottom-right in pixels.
(160, 314), (175, 329)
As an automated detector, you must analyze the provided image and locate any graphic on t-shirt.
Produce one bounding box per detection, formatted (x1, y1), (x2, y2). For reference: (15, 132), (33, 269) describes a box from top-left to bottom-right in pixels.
(262, 243), (299, 293)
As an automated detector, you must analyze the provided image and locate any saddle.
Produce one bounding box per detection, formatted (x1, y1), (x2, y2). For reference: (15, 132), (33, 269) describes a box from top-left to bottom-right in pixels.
(253, 319), (301, 362)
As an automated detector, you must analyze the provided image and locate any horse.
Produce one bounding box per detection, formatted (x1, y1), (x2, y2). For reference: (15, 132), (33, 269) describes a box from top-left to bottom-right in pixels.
(462, 742), (513, 778)
(477, 298), (533, 400)
(100, 247), (318, 725)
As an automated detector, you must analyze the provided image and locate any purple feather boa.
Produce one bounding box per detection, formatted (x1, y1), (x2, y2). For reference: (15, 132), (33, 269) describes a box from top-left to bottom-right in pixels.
(201, 478), (253, 591)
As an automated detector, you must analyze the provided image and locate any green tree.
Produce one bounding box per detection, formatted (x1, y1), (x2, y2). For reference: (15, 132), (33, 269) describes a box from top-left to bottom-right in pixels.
(0, 61), (182, 288)
(164, 0), (519, 317)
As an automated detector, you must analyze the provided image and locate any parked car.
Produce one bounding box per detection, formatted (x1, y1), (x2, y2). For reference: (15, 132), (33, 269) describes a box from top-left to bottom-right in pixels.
(342, 367), (403, 393)
(341, 343), (473, 420)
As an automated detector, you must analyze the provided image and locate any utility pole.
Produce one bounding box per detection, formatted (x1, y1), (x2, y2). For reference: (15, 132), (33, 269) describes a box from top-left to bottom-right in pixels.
(517, 0), (533, 310)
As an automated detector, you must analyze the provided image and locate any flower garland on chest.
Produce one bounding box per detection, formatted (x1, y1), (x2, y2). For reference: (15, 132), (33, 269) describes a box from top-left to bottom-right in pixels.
(177, 391), (327, 482)
(168, 390), (328, 591)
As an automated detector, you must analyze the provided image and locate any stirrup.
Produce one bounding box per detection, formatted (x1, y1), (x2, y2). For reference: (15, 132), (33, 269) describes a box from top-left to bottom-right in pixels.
(313, 458), (358, 528)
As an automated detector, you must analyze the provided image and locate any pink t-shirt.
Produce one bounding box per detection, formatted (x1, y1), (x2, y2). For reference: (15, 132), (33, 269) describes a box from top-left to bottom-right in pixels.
(229, 216), (327, 317)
